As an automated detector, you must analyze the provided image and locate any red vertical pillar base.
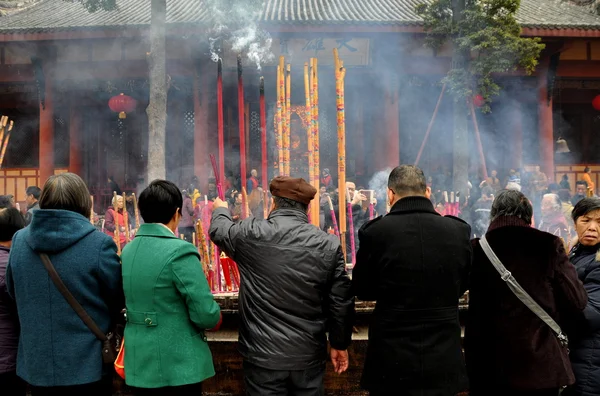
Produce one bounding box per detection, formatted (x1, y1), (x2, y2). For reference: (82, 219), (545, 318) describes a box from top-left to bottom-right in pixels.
(39, 62), (55, 185)
(69, 103), (82, 176)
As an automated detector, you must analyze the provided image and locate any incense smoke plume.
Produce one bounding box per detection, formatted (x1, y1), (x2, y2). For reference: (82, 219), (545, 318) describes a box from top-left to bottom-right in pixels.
(204, 0), (274, 70)
(368, 168), (392, 213)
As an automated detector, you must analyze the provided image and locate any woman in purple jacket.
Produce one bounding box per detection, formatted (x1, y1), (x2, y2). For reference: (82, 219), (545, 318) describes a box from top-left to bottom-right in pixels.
(0, 208), (26, 395)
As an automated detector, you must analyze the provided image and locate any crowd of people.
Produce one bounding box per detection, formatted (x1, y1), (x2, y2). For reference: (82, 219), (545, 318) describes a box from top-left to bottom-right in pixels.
(0, 164), (599, 396)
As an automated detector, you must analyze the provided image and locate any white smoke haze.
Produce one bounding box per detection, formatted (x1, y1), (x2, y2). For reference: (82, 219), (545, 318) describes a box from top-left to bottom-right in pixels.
(204, 0), (274, 70)
(368, 168), (392, 213)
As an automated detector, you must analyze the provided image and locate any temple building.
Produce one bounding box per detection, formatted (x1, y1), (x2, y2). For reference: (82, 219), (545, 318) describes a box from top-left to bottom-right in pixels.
(0, 0), (599, 209)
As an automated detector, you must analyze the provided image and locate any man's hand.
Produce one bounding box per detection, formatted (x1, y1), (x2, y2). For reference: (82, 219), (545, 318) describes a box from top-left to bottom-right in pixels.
(351, 192), (367, 206)
(213, 197), (229, 209)
(330, 348), (349, 374)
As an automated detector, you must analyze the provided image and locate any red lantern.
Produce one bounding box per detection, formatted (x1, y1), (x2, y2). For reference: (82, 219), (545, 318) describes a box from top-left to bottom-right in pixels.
(472, 94), (484, 108)
(593, 95), (600, 111)
(108, 93), (137, 119)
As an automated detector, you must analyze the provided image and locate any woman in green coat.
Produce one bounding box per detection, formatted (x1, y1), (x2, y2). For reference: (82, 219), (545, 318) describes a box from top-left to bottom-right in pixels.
(121, 180), (221, 395)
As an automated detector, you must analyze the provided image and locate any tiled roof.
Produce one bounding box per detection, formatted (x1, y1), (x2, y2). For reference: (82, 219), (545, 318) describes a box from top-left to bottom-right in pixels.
(0, 0), (599, 34)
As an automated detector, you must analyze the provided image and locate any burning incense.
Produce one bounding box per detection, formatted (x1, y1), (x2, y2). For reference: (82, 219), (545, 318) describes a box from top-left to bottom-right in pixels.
(196, 220), (212, 283)
(241, 187), (250, 219)
(259, 77), (268, 191)
(327, 195), (340, 237)
(237, 55), (248, 205)
(217, 59), (225, 188)
(333, 50), (347, 241)
(285, 63), (292, 176)
(347, 193), (356, 265)
(263, 190), (269, 219)
(132, 193), (140, 230)
(304, 62), (318, 226)
(0, 120), (14, 169)
(112, 191), (122, 255)
(209, 154), (224, 200)
(122, 193), (130, 243)
(415, 84), (446, 167)
(276, 66), (284, 175)
(311, 59), (320, 203)
(279, 57), (288, 175)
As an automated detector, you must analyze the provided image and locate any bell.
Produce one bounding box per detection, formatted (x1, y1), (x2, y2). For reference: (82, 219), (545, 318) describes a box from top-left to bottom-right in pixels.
(556, 137), (570, 153)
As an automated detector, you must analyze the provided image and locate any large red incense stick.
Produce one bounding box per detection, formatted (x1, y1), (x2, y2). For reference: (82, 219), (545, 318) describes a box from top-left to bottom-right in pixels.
(414, 83), (446, 166)
(237, 55), (247, 218)
(209, 154), (224, 292)
(217, 60), (225, 186)
(210, 154), (224, 199)
(260, 77), (267, 190)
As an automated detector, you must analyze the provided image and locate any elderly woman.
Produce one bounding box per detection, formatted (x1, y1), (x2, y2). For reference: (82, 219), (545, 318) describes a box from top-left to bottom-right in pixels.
(540, 193), (572, 247)
(105, 194), (130, 249)
(0, 208), (25, 396)
(6, 173), (123, 396)
(565, 197), (600, 396)
(121, 179), (221, 395)
(465, 189), (587, 396)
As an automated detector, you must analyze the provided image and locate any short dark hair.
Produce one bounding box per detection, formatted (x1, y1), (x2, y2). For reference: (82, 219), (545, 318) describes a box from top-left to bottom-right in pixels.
(576, 180), (588, 188)
(138, 179), (183, 224)
(558, 189), (571, 202)
(388, 165), (427, 197)
(26, 186), (42, 200)
(273, 196), (308, 212)
(39, 173), (92, 218)
(0, 196), (13, 209)
(490, 190), (533, 225)
(585, 167), (591, 173)
(572, 197), (600, 223)
(481, 186), (494, 197)
(0, 208), (25, 242)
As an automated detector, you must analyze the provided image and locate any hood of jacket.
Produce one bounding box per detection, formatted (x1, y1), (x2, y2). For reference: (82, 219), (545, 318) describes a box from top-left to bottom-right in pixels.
(25, 209), (97, 253)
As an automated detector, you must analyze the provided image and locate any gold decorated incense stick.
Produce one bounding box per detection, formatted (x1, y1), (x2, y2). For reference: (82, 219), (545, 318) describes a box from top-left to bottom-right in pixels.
(132, 193), (140, 230)
(276, 66), (284, 175)
(304, 62), (317, 226)
(285, 63), (292, 176)
(90, 195), (94, 224)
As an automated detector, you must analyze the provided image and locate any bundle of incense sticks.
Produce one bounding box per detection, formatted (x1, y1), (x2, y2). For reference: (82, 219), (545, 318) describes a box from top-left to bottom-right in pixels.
(0, 116), (15, 168)
(347, 192), (356, 266)
(122, 193), (130, 243)
(327, 195), (340, 237)
(90, 195), (95, 224)
(112, 191), (122, 255)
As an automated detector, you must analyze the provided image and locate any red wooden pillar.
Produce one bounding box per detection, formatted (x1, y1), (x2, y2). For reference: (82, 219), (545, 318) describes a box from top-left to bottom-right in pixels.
(384, 87), (400, 169)
(194, 69), (209, 193)
(39, 62), (54, 185)
(510, 100), (523, 170)
(538, 60), (554, 181)
(69, 103), (83, 176)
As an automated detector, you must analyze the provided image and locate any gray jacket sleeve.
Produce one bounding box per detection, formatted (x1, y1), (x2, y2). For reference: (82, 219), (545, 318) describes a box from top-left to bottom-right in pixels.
(209, 207), (240, 259)
(327, 246), (355, 350)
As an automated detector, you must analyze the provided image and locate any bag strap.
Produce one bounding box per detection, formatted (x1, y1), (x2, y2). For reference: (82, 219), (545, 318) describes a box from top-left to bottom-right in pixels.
(38, 253), (107, 342)
(479, 235), (569, 347)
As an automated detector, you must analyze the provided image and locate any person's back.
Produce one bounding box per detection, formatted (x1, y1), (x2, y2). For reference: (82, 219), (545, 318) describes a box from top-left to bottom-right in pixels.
(121, 180), (220, 393)
(210, 176), (354, 395)
(5, 173), (122, 394)
(352, 165), (471, 396)
(466, 190), (586, 396)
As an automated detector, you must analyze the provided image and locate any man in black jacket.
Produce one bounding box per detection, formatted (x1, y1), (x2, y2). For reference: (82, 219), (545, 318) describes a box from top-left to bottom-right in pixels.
(353, 165), (471, 396)
(210, 176), (355, 396)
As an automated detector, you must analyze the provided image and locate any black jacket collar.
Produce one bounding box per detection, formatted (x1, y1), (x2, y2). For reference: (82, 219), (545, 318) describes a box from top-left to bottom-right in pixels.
(388, 196), (439, 216)
(487, 216), (531, 232)
(268, 208), (309, 223)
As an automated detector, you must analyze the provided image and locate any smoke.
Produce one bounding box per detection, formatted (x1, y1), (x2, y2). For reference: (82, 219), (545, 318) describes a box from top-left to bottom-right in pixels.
(368, 168), (392, 213)
(204, 0), (274, 70)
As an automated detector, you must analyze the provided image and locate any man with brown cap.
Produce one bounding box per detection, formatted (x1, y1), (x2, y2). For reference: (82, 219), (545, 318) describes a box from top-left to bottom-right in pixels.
(210, 176), (355, 396)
